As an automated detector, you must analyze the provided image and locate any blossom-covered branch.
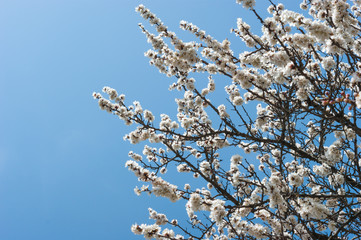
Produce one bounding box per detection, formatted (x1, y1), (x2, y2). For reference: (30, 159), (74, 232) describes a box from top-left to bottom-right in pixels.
(94, 0), (361, 239)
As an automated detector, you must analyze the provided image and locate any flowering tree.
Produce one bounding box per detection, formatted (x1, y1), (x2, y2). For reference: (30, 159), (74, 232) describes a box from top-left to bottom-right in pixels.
(93, 0), (361, 239)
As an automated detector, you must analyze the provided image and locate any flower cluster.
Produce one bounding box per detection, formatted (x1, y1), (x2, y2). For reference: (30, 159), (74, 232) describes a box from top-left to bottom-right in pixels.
(94, 0), (361, 239)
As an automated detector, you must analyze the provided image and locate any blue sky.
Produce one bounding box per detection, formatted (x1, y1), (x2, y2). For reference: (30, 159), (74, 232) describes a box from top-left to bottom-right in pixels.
(0, 1), (300, 239)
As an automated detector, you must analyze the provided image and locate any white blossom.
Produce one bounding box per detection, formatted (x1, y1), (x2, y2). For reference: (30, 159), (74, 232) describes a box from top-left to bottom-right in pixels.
(94, 1), (361, 239)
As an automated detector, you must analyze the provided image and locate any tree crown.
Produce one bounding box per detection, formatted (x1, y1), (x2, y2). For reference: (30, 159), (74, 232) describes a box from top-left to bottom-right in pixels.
(94, 0), (361, 239)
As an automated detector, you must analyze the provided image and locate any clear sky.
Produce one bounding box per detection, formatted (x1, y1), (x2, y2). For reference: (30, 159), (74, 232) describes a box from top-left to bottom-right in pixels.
(0, 1), (299, 239)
